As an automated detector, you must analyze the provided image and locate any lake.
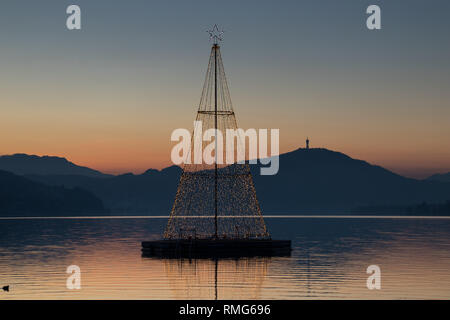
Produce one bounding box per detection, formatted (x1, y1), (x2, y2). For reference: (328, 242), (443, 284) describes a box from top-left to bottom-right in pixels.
(1, 216), (450, 299)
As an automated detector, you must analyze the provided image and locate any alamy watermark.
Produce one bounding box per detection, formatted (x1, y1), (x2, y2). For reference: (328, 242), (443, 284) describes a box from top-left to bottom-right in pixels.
(66, 5), (81, 30)
(66, 265), (81, 289)
(65, 4), (380, 31)
(171, 121), (280, 175)
(366, 265), (381, 290)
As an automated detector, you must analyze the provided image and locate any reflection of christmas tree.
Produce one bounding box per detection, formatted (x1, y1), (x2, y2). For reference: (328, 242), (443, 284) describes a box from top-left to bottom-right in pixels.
(164, 26), (269, 240)
(163, 257), (271, 299)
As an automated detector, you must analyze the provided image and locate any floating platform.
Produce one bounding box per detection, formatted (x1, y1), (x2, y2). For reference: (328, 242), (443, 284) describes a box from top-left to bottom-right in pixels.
(141, 239), (291, 258)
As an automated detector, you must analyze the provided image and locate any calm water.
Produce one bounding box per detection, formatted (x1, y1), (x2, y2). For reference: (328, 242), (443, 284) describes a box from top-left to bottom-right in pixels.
(1, 216), (450, 299)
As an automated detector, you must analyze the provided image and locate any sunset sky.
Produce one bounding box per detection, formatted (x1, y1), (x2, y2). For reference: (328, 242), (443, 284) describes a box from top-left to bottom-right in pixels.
(1, 0), (449, 178)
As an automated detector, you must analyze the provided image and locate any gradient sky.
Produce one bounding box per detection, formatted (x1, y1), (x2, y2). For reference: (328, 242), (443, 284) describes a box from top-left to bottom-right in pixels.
(1, 0), (449, 178)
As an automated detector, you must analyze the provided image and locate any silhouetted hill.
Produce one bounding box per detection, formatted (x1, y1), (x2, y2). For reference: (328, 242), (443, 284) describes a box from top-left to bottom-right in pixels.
(351, 201), (450, 215)
(0, 170), (107, 216)
(24, 148), (450, 214)
(27, 165), (182, 214)
(251, 148), (450, 213)
(0, 154), (110, 177)
(426, 172), (450, 183)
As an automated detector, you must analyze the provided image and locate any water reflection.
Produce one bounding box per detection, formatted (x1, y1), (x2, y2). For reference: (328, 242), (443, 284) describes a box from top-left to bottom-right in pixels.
(0, 217), (450, 299)
(153, 257), (270, 300)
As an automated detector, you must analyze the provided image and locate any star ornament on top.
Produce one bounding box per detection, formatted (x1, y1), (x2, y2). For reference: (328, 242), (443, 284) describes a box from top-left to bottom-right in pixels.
(207, 24), (224, 44)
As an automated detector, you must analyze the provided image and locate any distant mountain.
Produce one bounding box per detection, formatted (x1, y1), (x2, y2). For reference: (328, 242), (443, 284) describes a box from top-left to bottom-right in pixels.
(23, 148), (450, 215)
(0, 170), (107, 216)
(251, 148), (450, 213)
(0, 154), (110, 177)
(26, 166), (182, 214)
(350, 201), (450, 215)
(426, 172), (450, 183)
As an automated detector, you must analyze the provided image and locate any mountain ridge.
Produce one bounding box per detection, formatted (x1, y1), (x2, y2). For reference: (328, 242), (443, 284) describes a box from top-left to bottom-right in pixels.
(10, 147), (449, 214)
(0, 169), (107, 216)
(427, 172), (450, 183)
(251, 148), (450, 213)
(0, 153), (111, 178)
